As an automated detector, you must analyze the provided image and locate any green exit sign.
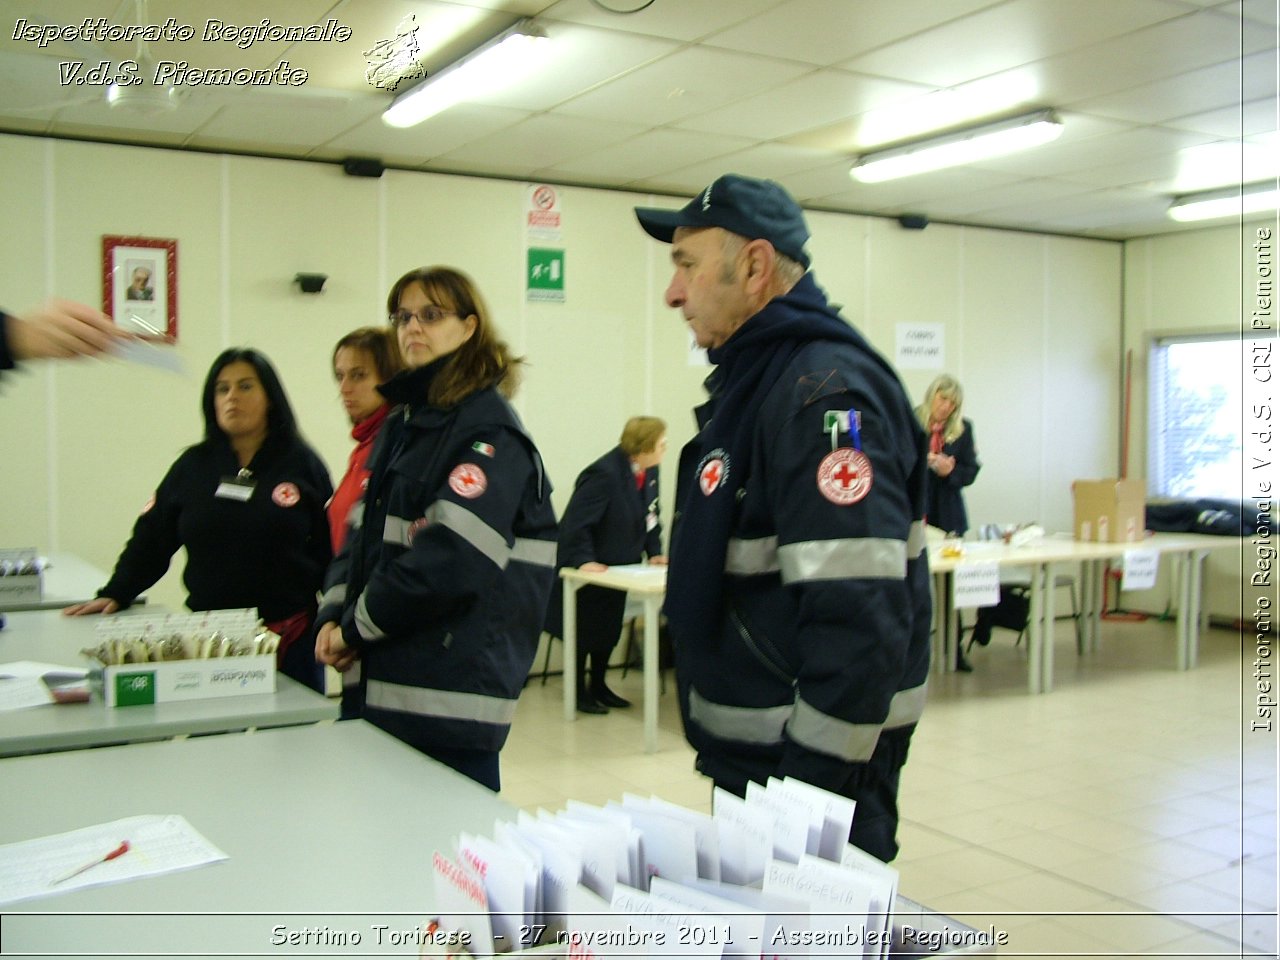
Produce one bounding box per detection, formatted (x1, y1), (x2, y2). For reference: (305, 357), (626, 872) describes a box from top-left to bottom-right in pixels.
(527, 248), (565, 302)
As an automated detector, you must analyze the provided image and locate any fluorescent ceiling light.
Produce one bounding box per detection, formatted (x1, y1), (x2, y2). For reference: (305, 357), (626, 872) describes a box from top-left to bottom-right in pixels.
(1168, 182), (1279, 222)
(850, 109), (1064, 183)
(383, 19), (549, 128)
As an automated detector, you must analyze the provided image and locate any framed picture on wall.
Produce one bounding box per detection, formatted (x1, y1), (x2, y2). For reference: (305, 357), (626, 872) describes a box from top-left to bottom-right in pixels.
(102, 235), (178, 341)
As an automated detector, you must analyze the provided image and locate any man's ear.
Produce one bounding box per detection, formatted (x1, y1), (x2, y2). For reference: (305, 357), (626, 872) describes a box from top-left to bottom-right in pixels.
(741, 238), (777, 296)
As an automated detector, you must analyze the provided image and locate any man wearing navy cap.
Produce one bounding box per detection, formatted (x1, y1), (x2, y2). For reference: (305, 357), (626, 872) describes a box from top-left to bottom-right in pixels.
(635, 174), (931, 861)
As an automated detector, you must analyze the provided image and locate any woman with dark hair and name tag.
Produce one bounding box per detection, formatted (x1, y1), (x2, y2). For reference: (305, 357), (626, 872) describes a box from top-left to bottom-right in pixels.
(550, 417), (668, 714)
(65, 348), (333, 691)
(916, 373), (982, 671)
(315, 266), (557, 791)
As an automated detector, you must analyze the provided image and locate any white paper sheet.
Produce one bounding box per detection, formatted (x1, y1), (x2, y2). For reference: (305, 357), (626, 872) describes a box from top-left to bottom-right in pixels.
(0, 814), (227, 905)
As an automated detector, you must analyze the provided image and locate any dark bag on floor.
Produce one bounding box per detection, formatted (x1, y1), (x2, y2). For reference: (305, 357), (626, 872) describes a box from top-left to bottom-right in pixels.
(971, 586), (1031, 645)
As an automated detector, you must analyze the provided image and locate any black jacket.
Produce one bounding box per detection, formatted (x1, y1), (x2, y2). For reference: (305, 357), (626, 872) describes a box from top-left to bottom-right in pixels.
(317, 360), (558, 754)
(98, 434), (332, 621)
(668, 274), (932, 794)
(924, 418), (980, 536)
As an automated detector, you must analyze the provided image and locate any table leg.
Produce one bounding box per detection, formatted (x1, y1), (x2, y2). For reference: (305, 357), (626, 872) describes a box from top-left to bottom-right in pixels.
(643, 598), (660, 753)
(932, 572), (954, 674)
(1083, 559), (1103, 652)
(563, 579), (578, 722)
(1028, 564), (1045, 694)
(1043, 563), (1057, 692)
(1177, 550), (1206, 670)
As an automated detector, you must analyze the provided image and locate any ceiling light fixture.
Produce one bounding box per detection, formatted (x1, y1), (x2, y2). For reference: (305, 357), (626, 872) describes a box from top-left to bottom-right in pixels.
(382, 19), (549, 129)
(1167, 181), (1280, 222)
(850, 108), (1064, 183)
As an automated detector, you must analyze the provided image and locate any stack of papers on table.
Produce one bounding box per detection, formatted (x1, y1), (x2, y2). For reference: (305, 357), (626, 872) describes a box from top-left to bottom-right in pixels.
(426, 778), (901, 958)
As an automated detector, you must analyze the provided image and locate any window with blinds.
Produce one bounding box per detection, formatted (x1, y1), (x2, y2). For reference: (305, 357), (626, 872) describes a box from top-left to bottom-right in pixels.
(1148, 334), (1243, 498)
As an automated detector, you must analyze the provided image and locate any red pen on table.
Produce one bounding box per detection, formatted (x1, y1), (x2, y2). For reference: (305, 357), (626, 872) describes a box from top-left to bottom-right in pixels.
(51, 840), (131, 885)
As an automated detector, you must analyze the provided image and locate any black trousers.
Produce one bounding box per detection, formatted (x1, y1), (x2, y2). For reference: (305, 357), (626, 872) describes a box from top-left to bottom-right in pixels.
(575, 584), (627, 693)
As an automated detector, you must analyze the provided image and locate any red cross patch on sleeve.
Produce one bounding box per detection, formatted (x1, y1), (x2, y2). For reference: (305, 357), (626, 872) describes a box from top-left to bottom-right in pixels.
(816, 448), (873, 505)
(448, 463), (488, 499)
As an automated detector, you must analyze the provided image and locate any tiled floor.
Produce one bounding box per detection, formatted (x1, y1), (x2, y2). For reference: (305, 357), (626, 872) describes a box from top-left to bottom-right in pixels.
(502, 617), (1278, 958)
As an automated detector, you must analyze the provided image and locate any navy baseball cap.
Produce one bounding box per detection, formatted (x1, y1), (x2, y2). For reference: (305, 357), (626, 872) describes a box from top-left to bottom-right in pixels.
(634, 174), (811, 269)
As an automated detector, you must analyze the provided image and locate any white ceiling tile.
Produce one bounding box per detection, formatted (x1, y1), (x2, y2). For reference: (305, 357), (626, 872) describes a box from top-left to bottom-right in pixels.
(539, 0), (782, 41)
(701, 0), (1006, 67)
(1075, 51), (1276, 125)
(969, 123), (1216, 178)
(673, 69), (926, 142)
(913, 178), (1099, 218)
(552, 45), (811, 125)
(542, 128), (752, 182)
(1165, 98), (1279, 138)
(435, 112), (648, 170)
(323, 104), (534, 163)
(473, 23), (679, 111)
(840, 0), (1188, 88)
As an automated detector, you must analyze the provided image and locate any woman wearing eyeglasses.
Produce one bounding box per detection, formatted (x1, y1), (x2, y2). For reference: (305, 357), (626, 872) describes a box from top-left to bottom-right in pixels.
(315, 266), (558, 791)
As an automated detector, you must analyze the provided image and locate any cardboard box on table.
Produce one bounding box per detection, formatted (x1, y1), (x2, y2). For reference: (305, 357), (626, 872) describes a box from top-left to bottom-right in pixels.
(1072, 479), (1145, 543)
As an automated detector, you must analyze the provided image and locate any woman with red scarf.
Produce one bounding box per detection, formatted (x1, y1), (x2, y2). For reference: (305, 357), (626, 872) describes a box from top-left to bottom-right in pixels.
(328, 327), (402, 552)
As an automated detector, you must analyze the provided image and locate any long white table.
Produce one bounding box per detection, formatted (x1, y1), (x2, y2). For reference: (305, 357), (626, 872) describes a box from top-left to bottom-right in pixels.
(0, 720), (988, 957)
(561, 564), (667, 753)
(0, 607), (337, 757)
(930, 532), (1240, 693)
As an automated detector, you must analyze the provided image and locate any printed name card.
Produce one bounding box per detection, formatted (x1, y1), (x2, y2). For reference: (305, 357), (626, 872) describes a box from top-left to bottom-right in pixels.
(952, 561), (1000, 608)
(1121, 548), (1159, 591)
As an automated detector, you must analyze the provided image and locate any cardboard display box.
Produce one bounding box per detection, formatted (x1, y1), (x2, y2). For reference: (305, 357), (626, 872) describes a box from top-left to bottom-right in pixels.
(0, 548), (44, 607)
(1072, 478), (1145, 542)
(102, 655), (276, 707)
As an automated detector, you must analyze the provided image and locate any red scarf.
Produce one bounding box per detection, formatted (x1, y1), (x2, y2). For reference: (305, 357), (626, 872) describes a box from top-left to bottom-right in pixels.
(929, 422), (945, 455)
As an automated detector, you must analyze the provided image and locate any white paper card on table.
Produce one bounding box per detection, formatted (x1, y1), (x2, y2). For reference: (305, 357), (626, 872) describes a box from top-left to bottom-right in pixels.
(0, 676), (54, 711)
(513, 813), (583, 924)
(1121, 548), (1159, 591)
(952, 560), (1000, 608)
(830, 848), (899, 960)
(764, 858), (881, 958)
(643, 795), (721, 882)
(743, 782), (809, 863)
(0, 814), (227, 906)
(610, 886), (730, 957)
(493, 821), (544, 921)
(779, 778), (856, 862)
(711, 788), (773, 887)
(430, 851), (495, 957)
(650, 876), (766, 957)
(457, 832), (529, 949)
(755, 780), (824, 857)
(683, 879), (812, 960)
(565, 799), (643, 888)
(610, 799), (699, 889)
(799, 853), (895, 960)
(544, 810), (623, 899)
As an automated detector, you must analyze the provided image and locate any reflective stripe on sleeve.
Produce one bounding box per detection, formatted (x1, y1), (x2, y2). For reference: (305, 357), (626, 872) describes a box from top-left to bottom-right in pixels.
(777, 537), (906, 583)
(320, 584), (346, 609)
(382, 515), (414, 547)
(787, 684), (926, 762)
(428, 500), (510, 569)
(366, 680), (518, 726)
(907, 520), (928, 559)
(725, 535), (779, 576)
(354, 590), (385, 641)
(688, 687), (789, 745)
(511, 536), (557, 568)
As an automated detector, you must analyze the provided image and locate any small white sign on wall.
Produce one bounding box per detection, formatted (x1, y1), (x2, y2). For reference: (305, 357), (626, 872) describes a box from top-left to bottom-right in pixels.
(1121, 549), (1159, 591)
(953, 561), (1000, 608)
(895, 322), (944, 370)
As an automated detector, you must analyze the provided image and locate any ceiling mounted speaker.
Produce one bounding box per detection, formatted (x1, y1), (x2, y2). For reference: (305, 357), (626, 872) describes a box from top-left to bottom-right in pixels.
(342, 157), (385, 178)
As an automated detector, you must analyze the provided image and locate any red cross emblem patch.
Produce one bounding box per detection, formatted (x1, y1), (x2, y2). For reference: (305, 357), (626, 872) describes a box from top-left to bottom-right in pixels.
(448, 463), (488, 499)
(272, 482), (301, 507)
(696, 449), (730, 496)
(816, 448), (872, 505)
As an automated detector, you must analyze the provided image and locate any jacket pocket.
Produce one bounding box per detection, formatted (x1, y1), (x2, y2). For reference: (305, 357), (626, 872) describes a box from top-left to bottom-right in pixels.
(727, 599), (795, 685)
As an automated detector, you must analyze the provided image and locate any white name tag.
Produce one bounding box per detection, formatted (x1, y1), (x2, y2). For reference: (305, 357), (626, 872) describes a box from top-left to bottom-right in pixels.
(215, 481), (254, 501)
(953, 561), (1000, 608)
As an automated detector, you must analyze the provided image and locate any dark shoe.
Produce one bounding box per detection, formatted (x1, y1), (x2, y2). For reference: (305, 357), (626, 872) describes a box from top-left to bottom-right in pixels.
(955, 649), (974, 673)
(595, 687), (632, 709)
(577, 693), (608, 715)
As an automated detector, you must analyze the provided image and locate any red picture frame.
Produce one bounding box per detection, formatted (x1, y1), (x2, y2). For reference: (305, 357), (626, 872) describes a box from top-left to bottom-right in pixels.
(102, 235), (178, 341)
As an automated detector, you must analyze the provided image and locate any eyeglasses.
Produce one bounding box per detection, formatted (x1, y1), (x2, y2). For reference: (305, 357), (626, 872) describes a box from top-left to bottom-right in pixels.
(389, 306), (456, 328)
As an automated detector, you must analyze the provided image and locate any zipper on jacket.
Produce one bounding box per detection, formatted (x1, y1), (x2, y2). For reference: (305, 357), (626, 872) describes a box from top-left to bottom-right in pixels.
(728, 605), (794, 684)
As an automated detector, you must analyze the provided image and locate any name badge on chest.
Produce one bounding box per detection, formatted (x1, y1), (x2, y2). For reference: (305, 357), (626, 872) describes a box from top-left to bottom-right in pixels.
(215, 471), (255, 502)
